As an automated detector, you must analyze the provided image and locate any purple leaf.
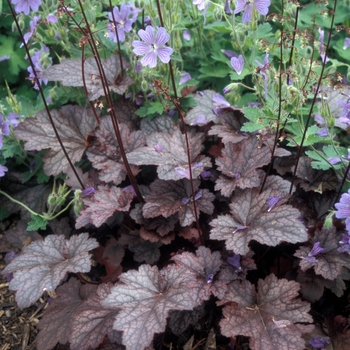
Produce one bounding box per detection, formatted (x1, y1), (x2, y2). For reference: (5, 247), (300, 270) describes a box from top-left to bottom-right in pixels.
(210, 188), (307, 255)
(36, 278), (97, 350)
(69, 283), (121, 350)
(142, 179), (215, 227)
(14, 105), (98, 176)
(184, 90), (219, 125)
(220, 274), (313, 350)
(86, 117), (144, 185)
(214, 137), (272, 197)
(76, 185), (134, 229)
(101, 264), (200, 349)
(128, 240), (162, 264)
(41, 55), (133, 100)
(168, 305), (205, 335)
(127, 128), (211, 181)
(2, 233), (98, 308)
(294, 227), (349, 280)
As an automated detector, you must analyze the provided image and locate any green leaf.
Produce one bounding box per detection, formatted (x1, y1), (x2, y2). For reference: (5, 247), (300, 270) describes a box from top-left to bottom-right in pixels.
(285, 124), (329, 147)
(27, 214), (48, 231)
(255, 23), (274, 39)
(135, 101), (164, 118)
(305, 145), (348, 170)
(241, 106), (271, 132)
(204, 21), (232, 33)
(1, 140), (22, 159)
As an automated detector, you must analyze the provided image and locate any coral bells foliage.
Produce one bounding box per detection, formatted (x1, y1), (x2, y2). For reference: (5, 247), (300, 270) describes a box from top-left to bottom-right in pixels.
(4, 0), (350, 350)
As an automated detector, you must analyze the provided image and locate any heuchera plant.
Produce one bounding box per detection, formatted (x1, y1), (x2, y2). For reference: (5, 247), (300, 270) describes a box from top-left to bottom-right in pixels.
(1, 0), (350, 349)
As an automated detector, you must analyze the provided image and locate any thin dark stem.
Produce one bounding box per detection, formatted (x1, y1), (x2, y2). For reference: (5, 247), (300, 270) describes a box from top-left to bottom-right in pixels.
(286, 5), (300, 84)
(155, 0), (164, 27)
(81, 45), (100, 125)
(289, 0), (337, 195)
(7, 0), (85, 189)
(260, 3), (284, 194)
(76, 0), (144, 203)
(108, 0), (124, 76)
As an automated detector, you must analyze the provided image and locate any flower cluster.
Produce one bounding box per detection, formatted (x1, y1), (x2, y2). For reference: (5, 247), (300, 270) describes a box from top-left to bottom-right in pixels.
(27, 45), (52, 90)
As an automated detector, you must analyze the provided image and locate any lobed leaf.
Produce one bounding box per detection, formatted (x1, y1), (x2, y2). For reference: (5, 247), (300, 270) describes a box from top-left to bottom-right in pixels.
(142, 179), (215, 227)
(219, 274), (313, 350)
(75, 185), (134, 228)
(101, 264), (199, 350)
(210, 188), (307, 255)
(14, 105), (98, 176)
(2, 233), (98, 308)
(41, 55), (133, 100)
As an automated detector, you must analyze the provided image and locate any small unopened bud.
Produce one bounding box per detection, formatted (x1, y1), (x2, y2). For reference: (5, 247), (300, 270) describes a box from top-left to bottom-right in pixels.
(141, 80), (148, 92)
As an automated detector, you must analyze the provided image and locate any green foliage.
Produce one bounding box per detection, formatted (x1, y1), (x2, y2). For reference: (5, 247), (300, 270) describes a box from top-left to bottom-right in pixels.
(306, 145), (349, 171)
(27, 214), (48, 231)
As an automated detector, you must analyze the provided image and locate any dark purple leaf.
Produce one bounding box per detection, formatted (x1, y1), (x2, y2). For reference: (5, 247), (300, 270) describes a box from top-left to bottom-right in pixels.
(294, 227), (350, 280)
(219, 274), (313, 350)
(184, 90), (219, 125)
(128, 240), (162, 264)
(140, 114), (177, 135)
(126, 129), (211, 181)
(139, 227), (175, 245)
(172, 246), (226, 301)
(215, 137), (271, 197)
(41, 55), (133, 100)
(14, 105), (98, 176)
(69, 283), (121, 350)
(210, 188), (307, 255)
(36, 278), (97, 350)
(2, 233), (98, 308)
(101, 264), (199, 350)
(86, 117), (144, 185)
(75, 185), (134, 229)
(143, 179), (215, 226)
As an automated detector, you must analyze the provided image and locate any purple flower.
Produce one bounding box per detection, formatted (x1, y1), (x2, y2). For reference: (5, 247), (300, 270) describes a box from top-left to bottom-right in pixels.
(27, 44), (52, 90)
(337, 233), (350, 254)
(230, 55), (244, 75)
(344, 38), (350, 50)
(338, 100), (350, 124)
(193, 0), (209, 23)
(21, 15), (41, 47)
(8, 113), (20, 128)
(0, 114), (10, 149)
(47, 14), (58, 23)
(304, 242), (326, 263)
(267, 195), (281, 212)
(335, 189), (350, 219)
(227, 254), (242, 273)
(221, 50), (238, 59)
(144, 16), (152, 26)
(309, 337), (331, 349)
(0, 164), (8, 177)
(318, 28), (330, 63)
(225, 0), (233, 14)
(179, 72), (191, 85)
(233, 225), (248, 233)
(154, 143), (163, 153)
(132, 26), (173, 68)
(0, 56), (10, 62)
(231, 172), (241, 179)
(234, 0), (271, 24)
(255, 54), (270, 101)
(107, 4), (137, 43)
(11, 0), (41, 15)
(182, 190), (203, 205)
(174, 162), (203, 179)
(183, 30), (191, 41)
(123, 185), (137, 198)
(314, 113), (325, 124)
(191, 114), (208, 126)
(201, 170), (211, 179)
(206, 273), (214, 283)
(212, 93), (233, 114)
(316, 127), (329, 137)
(124, 2), (141, 22)
(82, 187), (96, 196)
(328, 157), (341, 165)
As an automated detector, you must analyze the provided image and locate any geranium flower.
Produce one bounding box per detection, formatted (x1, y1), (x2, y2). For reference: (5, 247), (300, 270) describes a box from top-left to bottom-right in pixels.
(255, 54), (270, 101)
(179, 72), (191, 85)
(230, 54), (244, 75)
(344, 38), (350, 50)
(335, 189), (350, 219)
(0, 114), (10, 149)
(11, 0), (41, 15)
(234, 0), (271, 24)
(132, 26), (173, 68)
(107, 4), (137, 43)
(0, 164), (8, 177)
(338, 234), (350, 254)
(304, 242), (326, 263)
(21, 15), (41, 47)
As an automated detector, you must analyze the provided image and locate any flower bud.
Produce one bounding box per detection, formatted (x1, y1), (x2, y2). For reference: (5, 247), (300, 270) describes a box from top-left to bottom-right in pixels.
(141, 80), (148, 91)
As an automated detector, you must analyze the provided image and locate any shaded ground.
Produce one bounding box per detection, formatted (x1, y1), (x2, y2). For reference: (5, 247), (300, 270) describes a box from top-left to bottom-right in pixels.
(0, 268), (39, 350)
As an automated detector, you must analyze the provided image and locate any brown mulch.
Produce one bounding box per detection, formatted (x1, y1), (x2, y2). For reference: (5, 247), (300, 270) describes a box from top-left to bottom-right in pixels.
(0, 258), (42, 350)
